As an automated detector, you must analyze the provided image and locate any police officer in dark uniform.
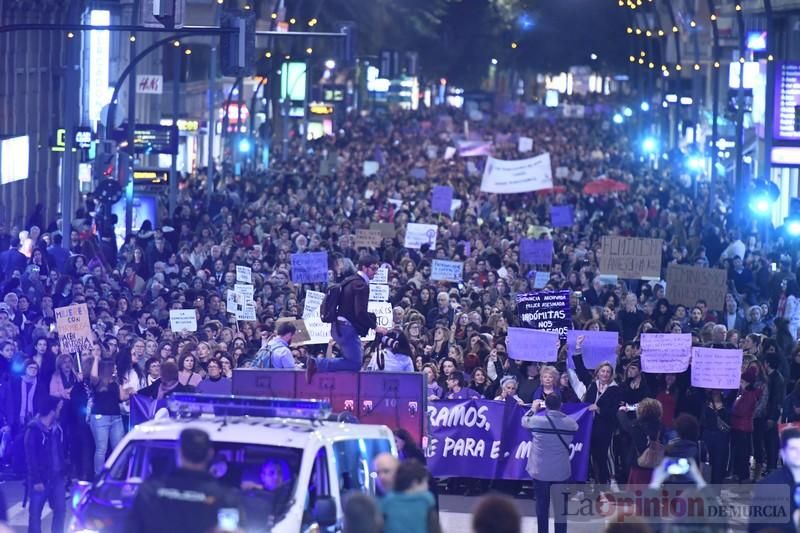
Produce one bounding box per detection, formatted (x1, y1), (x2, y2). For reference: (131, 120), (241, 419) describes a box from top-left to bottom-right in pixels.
(125, 428), (240, 533)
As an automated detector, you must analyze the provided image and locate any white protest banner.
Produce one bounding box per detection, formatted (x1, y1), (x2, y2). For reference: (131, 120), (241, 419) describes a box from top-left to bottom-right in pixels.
(518, 136), (533, 153)
(369, 284), (390, 302)
(533, 271), (551, 289)
(507, 327), (559, 362)
(443, 146), (456, 160)
(169, 309), (198, 333)
(303, 290), (325, 320)
(372, 267), (389, 285)
(640, 333), (692, 373)
(236, 265), (252, 284)
(55, 303), (93, 354)
(362, 302), (393, 342)
(404, 223), (438, 249)
(480, 153), (554, 194)
(691, 347), (744, 390)
(363, 160), (380, 177)
(430, 260), (464, 282)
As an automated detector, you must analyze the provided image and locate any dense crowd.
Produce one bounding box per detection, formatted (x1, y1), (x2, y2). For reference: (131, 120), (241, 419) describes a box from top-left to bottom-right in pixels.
(2, 94), (800, 530)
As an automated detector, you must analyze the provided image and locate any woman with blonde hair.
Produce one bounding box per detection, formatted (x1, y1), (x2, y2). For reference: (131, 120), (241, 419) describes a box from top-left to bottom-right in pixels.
(531, 365), (560, 409)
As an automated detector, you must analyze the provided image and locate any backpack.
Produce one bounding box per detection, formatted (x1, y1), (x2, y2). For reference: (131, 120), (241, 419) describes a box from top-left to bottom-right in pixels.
(253, 345), (275, 369)
(320, 275), (359, 324)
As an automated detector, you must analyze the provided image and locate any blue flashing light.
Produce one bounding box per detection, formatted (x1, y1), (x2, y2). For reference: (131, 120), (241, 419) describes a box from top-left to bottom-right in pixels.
(640, 101), (650, 112)
(787, 219), (800, 237)
(237, 137), (251, 153)
(612, 113), (624, 125)
(622, 107), (633, 117)
(167, 393), (333, 421)
(687, 155), (705, 171)
(518, 13), (535, 31)
(749, 194), (773, 216)
(642, 137), (658, 154)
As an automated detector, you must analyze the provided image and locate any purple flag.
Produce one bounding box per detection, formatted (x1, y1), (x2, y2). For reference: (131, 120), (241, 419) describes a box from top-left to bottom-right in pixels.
(426, 399), (593, 481)
(566, 330), (619, 370)
(519, 238), (554, 265)
(550, 205), (574, 228)
(431, 185), (454, 215)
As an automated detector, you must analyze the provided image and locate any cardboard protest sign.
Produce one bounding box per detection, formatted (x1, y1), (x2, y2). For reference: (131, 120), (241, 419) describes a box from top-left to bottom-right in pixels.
(507, 327), (559, 362)
(516, 290), (571, 340)
(370, 222), (395, 240)
(640, 333), (692, 373)
(430, 260), (464, 282)
(369, 284), (390, 302)
(362, 302), (393, 342)
(550, 205), (574, 228)
(235, 265), (252, 284)
(691, 347), (743, 389)
(363, 160), (380, 176)
(566, 330), (619, 370)
(404, 223), (438, 249)
(666, 264), (728, 311)
(480, 153), (554, 194)
(169, 310), (198, 333)
(291, 252), (328, 284)
(431, 186), (454, 215)
(519, 239), (554, 265)
(533, 271), (551, 289)
(55, 303), (93, 354)
(355, 229), (383, 249)
(276, 317), (311, 346)
(599, 236), (662, 280)
(372, 267), (389, 285)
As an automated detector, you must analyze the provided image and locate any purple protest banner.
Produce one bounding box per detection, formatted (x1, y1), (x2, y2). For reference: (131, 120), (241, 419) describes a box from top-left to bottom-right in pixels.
(431, 185), (454, 215)
(507, 327), (559, 362)
(426, 399), (593, 481)
(291, 252), (329, 284)
(520, 238), (554, 265)
(550, 205), (574, 228)
(566, 330), (619, 370)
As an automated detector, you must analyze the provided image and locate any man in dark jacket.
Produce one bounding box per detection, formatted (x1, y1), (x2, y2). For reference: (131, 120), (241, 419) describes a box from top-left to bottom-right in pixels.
(749, 427), (800, 533)
(765, 353), (787, 475)
(308, 255), (386, 376)
(25, 397), (66, 533)
(125, 428), (239, 533)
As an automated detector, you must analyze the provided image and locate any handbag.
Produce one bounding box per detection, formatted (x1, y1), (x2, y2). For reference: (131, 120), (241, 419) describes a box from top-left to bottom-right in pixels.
(637, 432), (665, 469)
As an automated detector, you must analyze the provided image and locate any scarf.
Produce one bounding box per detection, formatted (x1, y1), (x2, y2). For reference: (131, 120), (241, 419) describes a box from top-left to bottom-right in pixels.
(20, 378), (37, 424)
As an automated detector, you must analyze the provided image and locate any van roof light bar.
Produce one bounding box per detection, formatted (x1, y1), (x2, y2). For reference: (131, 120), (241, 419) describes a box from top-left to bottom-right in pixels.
(166, 394), (332, 421)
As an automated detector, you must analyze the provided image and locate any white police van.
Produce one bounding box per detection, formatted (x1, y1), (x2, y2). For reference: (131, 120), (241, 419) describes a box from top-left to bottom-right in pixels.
(70, 394), (397, 532)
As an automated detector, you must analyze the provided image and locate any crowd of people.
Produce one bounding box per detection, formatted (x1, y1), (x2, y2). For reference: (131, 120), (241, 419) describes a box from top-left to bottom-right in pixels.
(1, 93), (800, 530)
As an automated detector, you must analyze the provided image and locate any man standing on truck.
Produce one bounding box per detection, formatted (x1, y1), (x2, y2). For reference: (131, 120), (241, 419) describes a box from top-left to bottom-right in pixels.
(307, 254), (387, 378)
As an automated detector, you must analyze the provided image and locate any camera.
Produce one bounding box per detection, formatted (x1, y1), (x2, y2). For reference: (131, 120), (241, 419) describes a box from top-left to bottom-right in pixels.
(379, 334), (399, 352)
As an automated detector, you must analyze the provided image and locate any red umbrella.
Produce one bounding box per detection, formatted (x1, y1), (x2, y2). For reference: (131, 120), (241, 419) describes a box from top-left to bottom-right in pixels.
(582, 178), (629, 195)
(536, 185), (567, 196)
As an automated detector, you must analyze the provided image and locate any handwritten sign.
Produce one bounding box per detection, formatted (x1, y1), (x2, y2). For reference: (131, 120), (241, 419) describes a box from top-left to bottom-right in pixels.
(555, 166), (569, 179)
(533, 271), (551, 289)
(362, 302), (394, 342)
(404, 223), (438, 249)
(234, 284), (254, 300)
(355, 229), (383, 249)
(550, 205), (574, 228)
(169, 309), (198, 333)
(518, 136), (533, 153)
(291, 252), (328, 284)
(303, 290), (326, 320)
(599, 236), (662, 280)
(235, 265), (252, 284)
(431, 260), (464, 282)
(363, 160), (380, 177)
(691, 347), (744, 390)
(520, 239), (554, 265)
(507, 327), (559, 362)
(369, 284), (390, 302)
(431, 185), (454, 215)
(301, 293), (332, 345)
(372, 267), (389, 285)
(238, 302), (257, 321)
(566, 330), (619, 370)
(55, 303), (93, 354)
(640, 333), (692, 373)
(666, 264), (728, 311)
(370, 222), (395, 240)
(516, 290), (571, 340)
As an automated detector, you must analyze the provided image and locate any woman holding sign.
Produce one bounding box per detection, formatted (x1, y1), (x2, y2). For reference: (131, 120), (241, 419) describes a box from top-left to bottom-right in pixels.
(572, 334), (623, 484)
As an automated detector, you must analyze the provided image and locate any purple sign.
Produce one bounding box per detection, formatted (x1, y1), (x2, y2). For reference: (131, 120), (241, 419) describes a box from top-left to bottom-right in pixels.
(566, 330), (619, 370)
(550, 205), (574, 228)
(516, 290), (571, 340)
(426, 400), (593, 481)
(773, 62), (800, 141)
(291, 252), (328, 284)
(459, 240), (471, 258)
(520, 238), (554, 265)
(431, 185), (454, 215)
(410, 167), (427, 180)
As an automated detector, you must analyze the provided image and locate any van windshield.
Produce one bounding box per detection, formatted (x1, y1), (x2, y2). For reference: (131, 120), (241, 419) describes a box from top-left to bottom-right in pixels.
(95, 439), (303, 527)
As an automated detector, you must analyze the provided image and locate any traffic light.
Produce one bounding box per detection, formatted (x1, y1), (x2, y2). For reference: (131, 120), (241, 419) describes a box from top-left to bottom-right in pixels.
(93, 140), (117, 182)
(221, 9), (255, 77)
(336, 21), (356, 67)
